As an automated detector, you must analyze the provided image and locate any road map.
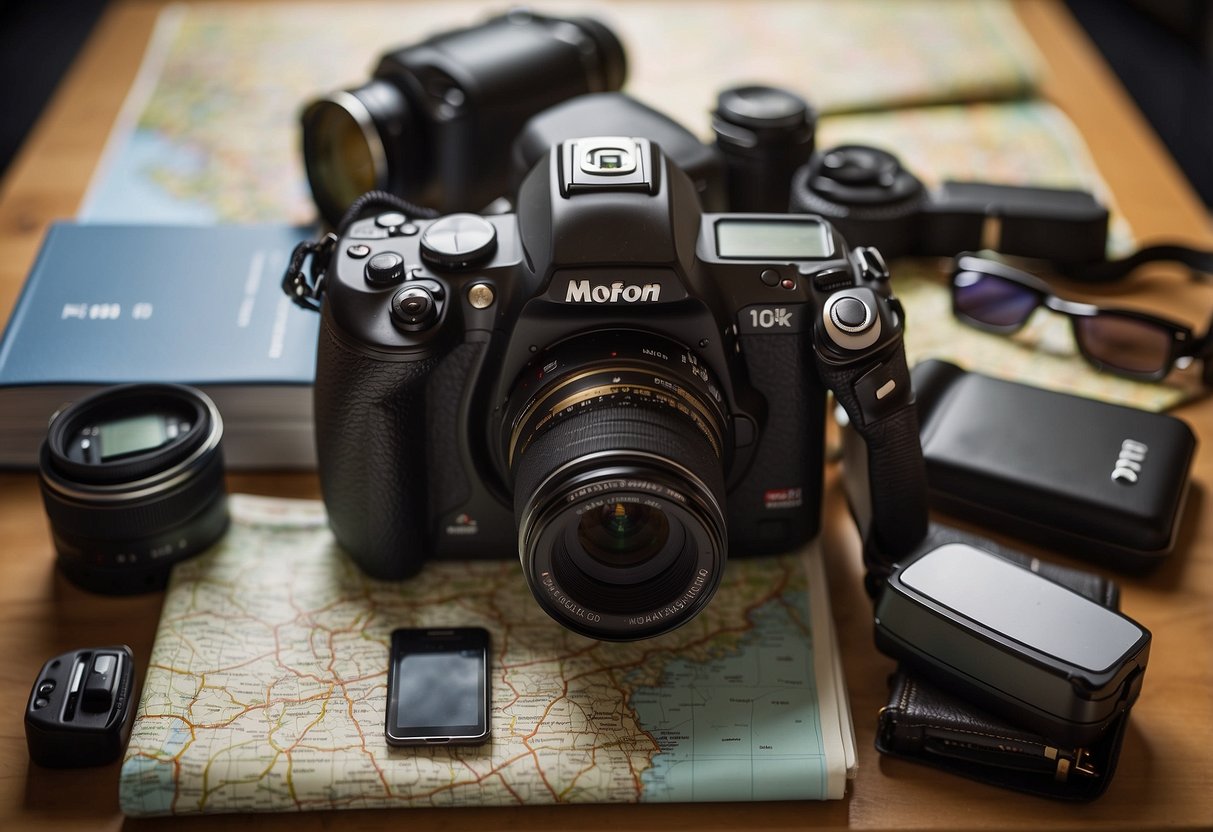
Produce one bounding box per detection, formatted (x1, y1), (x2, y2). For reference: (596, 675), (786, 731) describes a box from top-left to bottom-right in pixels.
(80, 0), (1040, 224)
(119, 495), (854, 815)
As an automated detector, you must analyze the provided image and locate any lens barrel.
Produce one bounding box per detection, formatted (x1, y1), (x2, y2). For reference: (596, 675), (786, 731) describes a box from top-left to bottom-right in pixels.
(38, 384), (228, 595)
(713, 85), (816, 212)
(506, 336), (729, 640)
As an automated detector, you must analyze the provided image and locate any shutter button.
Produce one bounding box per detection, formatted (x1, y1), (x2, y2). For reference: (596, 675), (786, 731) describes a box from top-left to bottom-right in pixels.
(829, 296), (873, 333)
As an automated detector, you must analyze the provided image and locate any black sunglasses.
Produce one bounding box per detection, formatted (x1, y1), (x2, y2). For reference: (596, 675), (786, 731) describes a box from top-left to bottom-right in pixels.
(951, 254), (1213, 385)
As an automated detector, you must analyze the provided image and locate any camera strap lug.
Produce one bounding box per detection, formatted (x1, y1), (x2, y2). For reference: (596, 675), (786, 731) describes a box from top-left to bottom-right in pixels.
(283, 232), (337, 312)
(282, 190), (441, 312)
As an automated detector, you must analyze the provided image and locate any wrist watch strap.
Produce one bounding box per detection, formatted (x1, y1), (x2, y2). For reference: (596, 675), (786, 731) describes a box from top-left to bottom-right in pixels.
(875, 525), (1127, 801)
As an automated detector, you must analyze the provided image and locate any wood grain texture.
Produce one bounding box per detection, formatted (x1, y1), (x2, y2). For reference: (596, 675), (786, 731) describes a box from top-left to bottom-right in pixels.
(0, 1), (1209, 829)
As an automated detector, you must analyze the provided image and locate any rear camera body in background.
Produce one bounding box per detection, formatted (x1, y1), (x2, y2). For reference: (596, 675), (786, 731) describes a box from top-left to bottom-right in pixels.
(38, 384), (228, 595)
(301, 10), (627, 226)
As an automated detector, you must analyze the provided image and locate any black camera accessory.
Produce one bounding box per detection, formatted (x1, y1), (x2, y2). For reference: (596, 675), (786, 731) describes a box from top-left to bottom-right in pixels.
(877, 525), (1130, 801)
(952, 253), (1213, 385)
(301, 10), (626, 226)
(789, 143), (1110, 264)
(711, 85), (816, 213)
(914, 359), (1196, 570)
(38, 384), (229, 594)
(874, 540), (1150, 747)
(386, 627), (490, 746)
(26, 646), (136, 767)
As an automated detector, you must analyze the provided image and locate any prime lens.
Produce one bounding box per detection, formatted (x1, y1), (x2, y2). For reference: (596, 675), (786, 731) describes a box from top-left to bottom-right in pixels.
(38, 384), (228, 595)
(506, 335), (729, 640)
(713, 85), (816, 212)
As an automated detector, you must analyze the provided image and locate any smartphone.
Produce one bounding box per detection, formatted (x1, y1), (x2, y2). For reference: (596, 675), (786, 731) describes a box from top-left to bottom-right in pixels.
(874, 542), (1150, 745)
(385, 627), (491, 746)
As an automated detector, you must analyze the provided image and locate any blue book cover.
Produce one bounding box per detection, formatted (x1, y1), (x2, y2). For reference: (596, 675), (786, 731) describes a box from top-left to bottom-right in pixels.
(0, 223), (320, 468)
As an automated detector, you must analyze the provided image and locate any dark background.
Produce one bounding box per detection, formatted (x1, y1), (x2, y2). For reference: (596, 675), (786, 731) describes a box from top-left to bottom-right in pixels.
(0, 0), (1210, 209)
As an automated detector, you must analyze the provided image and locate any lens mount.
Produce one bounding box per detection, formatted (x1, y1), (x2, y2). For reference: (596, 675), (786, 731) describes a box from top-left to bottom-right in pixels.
(505, 333), (730, 640)
(504, 335), (728, 469)
(38, 384), (228, 595)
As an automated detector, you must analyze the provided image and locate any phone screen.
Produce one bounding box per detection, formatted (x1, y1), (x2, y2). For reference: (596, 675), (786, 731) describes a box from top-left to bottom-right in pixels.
(386, 627), (490, 746)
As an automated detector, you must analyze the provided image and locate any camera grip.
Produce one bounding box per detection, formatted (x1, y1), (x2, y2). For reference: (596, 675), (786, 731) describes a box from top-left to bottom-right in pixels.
(734, 330), (826, 549)
(314, 314), (439, 578)
(818, 345), (929, 571)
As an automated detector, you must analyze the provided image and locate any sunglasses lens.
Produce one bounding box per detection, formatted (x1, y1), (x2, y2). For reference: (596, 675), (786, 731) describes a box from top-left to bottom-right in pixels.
(1074, 314), (1172, 377)
(953, 271), (1038, 330)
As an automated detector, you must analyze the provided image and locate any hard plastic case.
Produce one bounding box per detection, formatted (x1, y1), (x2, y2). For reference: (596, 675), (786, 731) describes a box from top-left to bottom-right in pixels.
(913, 360), (1197, 570)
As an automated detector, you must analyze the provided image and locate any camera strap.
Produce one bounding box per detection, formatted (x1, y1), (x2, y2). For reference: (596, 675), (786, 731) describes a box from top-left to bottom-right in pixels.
(1058, 243), (1213, 284)
(282, 191), (440, 312)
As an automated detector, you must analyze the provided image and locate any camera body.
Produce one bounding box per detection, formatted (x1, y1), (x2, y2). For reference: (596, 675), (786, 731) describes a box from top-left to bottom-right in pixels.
(313, 137), (921, 639)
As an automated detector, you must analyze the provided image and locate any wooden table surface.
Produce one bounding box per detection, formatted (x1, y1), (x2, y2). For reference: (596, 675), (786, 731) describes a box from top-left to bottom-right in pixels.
(1, 1), (1210, 830)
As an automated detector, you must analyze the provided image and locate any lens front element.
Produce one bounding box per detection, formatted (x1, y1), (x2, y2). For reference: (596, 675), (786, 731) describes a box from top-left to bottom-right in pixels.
(578, 501), (671, 569)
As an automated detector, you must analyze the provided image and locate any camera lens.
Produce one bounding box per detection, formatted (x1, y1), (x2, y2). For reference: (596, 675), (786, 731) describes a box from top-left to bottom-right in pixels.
(301, 82), (407, 226)
(712, 85), (816, 212)
(38, 384), (228, 595)
(506, 335), (729, 640)
(577, 501), (670, 568)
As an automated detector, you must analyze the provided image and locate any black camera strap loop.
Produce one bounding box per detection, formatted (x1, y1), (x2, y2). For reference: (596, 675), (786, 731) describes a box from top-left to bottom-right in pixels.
(282, 190), (440, 312)
(283, 233), (336, 312)
(1058, 243), (1213, 284)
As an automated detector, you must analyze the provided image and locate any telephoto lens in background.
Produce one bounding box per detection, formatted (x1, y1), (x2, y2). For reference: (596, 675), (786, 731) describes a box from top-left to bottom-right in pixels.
(301, 10), (627, 226)
(712, 85), (816, 213)
(38, 384), (228, 594)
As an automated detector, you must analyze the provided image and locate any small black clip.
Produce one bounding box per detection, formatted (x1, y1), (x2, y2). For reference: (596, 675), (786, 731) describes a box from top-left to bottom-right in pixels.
(282, 232), (337, 312)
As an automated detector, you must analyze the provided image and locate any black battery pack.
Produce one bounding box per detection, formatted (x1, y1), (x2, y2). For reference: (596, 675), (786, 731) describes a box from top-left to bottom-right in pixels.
(913, 360), (1197, 571)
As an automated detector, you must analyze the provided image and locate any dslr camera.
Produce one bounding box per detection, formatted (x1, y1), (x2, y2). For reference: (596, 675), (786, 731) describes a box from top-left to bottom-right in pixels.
(305, 136), (925, 640)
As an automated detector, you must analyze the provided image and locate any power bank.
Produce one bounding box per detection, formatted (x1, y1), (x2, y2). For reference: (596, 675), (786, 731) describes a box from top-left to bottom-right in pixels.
(874, 542), (1150, 746)
(913, 360), (1196, 571)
